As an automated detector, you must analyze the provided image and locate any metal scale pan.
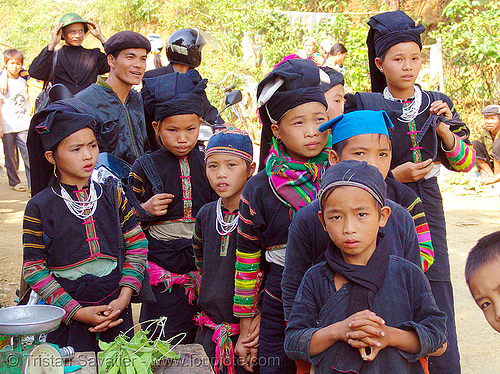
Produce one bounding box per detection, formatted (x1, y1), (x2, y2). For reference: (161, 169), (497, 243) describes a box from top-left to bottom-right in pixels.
(0, 305), (66, 336)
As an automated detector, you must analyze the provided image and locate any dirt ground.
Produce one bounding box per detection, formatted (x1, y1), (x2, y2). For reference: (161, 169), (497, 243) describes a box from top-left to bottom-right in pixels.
(0, 171), (499, 373)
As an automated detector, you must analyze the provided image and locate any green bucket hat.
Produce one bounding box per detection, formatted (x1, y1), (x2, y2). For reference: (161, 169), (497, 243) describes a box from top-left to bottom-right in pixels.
(59, 13), (89, 34)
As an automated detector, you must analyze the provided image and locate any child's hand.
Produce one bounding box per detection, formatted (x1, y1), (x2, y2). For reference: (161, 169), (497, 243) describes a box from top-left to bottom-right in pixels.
(0, 71), (7, 96)
(241, 313), (260, 349)
(392, 159), (434, 183)
(141, 193), (174, 216)
(106, 286), (133, 319)
(430, 100), (452, 120)
(73, 305), (123, 333)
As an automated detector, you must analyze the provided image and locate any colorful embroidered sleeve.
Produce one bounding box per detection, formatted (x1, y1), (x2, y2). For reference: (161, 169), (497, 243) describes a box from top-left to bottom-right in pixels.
(193, 209), (204, 272)
(444, 133), (476, 172)
(234, 193), (263, 317)
(406, 196), (434, 271)
(22, 202), (81, 324)
(118, 189), (148, 294)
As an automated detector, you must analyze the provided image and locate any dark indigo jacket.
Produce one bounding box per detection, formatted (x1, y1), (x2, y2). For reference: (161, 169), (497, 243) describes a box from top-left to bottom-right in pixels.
(282, 198), (420, 320)
(284, 255), (447, 374)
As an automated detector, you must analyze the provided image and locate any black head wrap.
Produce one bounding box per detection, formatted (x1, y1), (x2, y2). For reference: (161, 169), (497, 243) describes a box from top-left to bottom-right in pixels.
(142, 70), (207, 123)
(319, 67), (344, 92)
(28, 100), (97, 196)
(367, 10), (425, 93)
(256, 58), (328, 169)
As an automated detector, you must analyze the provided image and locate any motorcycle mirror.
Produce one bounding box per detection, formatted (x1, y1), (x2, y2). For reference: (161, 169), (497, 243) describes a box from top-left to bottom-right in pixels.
(225, 90), (243, 106)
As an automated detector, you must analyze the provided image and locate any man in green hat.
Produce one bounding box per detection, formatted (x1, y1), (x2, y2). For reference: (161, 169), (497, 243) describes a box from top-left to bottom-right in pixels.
(29, 13), (109, 95)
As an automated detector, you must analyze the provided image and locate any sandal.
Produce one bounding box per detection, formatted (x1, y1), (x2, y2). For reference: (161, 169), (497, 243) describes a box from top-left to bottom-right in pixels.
(12, 184), (27, 192)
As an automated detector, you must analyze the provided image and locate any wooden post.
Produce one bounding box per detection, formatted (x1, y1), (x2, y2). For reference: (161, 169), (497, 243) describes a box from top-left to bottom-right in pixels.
(437, 37), (446, 94)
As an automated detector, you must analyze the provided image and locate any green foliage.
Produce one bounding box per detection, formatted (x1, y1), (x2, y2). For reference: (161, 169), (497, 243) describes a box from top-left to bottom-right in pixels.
(433, 0), (500, 135)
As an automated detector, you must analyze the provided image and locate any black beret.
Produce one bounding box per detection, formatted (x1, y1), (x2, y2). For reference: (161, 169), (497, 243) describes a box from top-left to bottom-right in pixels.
(104, 31), (151, 55)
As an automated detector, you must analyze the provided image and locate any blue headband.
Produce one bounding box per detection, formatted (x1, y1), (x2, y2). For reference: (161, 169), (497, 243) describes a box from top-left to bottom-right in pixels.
(318, 110), (393, 144)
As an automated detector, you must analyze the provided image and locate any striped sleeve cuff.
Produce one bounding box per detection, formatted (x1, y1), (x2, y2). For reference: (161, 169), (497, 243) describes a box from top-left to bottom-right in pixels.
(444, 133), (476, 172)
(234, 249), (262, 317)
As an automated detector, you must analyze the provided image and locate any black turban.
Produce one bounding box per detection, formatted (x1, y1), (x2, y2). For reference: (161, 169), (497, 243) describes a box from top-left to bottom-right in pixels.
(28, 100), (97, 196)
(142, 70), (207, 123)
(367, 10), (425, 93)
(319, 67), (344, 92)
(256, 58), (328, 168)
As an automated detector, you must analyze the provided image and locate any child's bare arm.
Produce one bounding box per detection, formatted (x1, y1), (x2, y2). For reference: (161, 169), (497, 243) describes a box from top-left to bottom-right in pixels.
(310, 310), (385, 357)
(236, 317), (258, 372)
(73, 305), (123, 332)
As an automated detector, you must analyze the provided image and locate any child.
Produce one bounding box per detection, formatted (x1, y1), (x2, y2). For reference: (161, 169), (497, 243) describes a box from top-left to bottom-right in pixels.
(193, 129), (256, 374)
(23, 103), (148, 352)
(131, 72), (216, 343)
(344, 11), (476, 372)
(465, 231), (500, 333)
(285, 160), (447, 374)
(319, 67), (345, 120)
(0, 48), (31, 192)
(234, 58), (331, 373)
(282, 110), (434, 321)
(472, 105), (500, 185)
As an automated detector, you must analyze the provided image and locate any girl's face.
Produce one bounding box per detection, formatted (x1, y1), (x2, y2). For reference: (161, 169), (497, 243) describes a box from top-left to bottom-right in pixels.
(153, 113), (201, 157)
(44, 127), (99, 189)
(375, 41), (422, 99)
(271, 102), (329, 162)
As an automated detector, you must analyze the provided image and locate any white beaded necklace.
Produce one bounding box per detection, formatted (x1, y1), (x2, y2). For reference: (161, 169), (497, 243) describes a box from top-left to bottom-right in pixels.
(215, 198), (238, 236)
(51, 181), (102, 220)
(383, 84), (422, 123)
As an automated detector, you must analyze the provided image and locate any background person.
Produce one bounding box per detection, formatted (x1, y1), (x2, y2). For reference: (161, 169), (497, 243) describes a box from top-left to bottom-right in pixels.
(29, 13), (109, 95)
(75, 31), (151, 165)
(0, 48), (30, 192)
(471, 104), (500, 185)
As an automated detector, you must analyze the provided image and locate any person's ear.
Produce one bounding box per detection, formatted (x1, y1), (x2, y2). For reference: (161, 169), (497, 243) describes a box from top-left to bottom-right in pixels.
(378, 205), (391, 228)
(107, 54), (115, 69)
(328, 149), (340, 166)
(318, 210), (327, 232)
(152, 120), (160, 135)
(44, 150), (56, 165)
(271, 123), (280, 140)
(374, 57), (383, 72)
(247, 161), (256, 178)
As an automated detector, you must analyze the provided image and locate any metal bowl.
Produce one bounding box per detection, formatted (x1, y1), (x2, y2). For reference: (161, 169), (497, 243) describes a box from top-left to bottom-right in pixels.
(0, 305), (65, 336)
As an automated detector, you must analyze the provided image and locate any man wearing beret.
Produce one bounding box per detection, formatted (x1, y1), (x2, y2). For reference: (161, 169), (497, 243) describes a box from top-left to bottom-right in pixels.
(472, 104), (500, 185)
(29, 13), (109, 95)
(76, 31), (151, 165)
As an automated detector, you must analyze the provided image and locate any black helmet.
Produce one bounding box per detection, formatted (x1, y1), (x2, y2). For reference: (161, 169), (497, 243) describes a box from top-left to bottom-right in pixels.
(166, 28), (206, 68)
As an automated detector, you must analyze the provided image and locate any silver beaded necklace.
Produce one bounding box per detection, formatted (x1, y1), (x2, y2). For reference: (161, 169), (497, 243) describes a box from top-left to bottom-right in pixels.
(51, 181), (102, 220)
(215, 198), (238, 236)
(383, 84), (422, 123)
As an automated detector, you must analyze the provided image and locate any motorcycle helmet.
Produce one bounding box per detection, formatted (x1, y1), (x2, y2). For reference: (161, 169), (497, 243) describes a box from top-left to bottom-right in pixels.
(59, 13), (88, 34)
(166, 28), (207, 68)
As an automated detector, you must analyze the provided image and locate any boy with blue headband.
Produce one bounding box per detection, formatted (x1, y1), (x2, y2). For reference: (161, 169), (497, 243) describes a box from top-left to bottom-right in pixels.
(193, 129), (256, 374)
(284, 160), (446, 374)
(282, 110), (432, 324)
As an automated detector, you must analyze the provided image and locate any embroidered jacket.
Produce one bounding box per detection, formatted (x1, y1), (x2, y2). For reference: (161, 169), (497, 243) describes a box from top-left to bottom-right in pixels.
(386, 175), (434, 271)
(345, 90), (475, 173)
(234, 169), (294, 317)
(129, 147), (216, 273)
(193, 201), (239, 325)
(22, 182), (148, 323)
